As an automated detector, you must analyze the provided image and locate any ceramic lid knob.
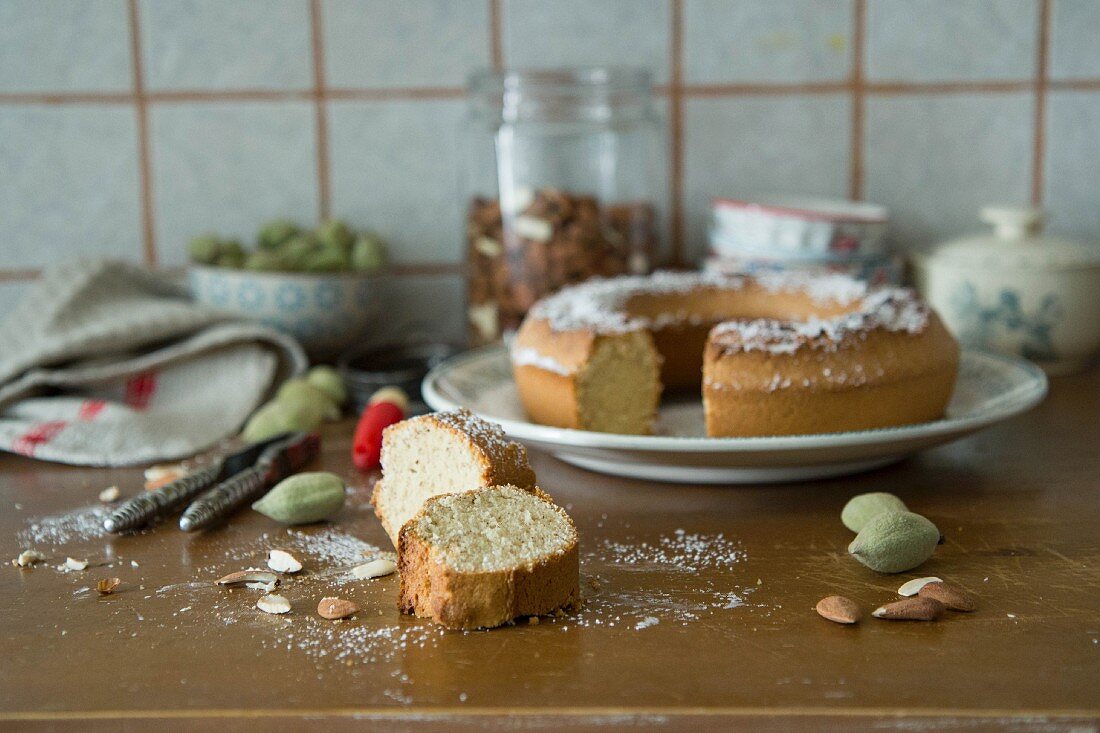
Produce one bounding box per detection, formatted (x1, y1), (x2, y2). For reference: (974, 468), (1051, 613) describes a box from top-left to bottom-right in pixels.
(979, 206), (1044, 241)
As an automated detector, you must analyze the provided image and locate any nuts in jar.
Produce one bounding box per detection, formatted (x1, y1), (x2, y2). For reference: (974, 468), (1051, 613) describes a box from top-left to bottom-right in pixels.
(467, 187), (656, 344)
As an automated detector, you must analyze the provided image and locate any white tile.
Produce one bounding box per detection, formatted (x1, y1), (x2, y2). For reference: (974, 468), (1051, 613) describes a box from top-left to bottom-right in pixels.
(864, 93), (1034, 250)
(866, 0), (1038, 82)
(1050, 0), (1100, 80)
(0, 106), (142, 269)
(502, 0), (670, 85)
(0, 282), (33, 327)
(323, 0), (490, 89)
(684, 0), (853, 84)
(140, 0), (312, 91)
(328, 99), (465, 264)
(380, 273), (466, 343)
(1044, 91), (1100, 242)
(0, 0), (132, 93)
(149, 102), (318, 265)
(682, 95), (852, 262)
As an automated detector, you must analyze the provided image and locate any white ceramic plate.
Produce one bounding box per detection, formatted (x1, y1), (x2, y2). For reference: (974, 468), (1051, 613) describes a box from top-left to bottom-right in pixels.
(422, 346), (1048, 484)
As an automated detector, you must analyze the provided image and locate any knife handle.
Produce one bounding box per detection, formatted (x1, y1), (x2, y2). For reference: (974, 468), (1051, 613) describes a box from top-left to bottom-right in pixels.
(103, 461), (223, 534)
(178, 432), (320, 532)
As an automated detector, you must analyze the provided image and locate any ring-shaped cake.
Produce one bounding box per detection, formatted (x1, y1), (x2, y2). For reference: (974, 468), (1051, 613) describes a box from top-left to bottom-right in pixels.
(511, 272), (959, 437)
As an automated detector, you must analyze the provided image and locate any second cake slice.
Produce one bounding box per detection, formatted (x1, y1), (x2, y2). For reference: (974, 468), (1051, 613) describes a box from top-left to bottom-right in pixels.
(398, 485), (580, 629)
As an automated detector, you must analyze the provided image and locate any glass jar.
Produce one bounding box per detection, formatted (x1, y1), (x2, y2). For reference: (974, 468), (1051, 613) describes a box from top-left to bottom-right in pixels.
(462, 68), (665, 344)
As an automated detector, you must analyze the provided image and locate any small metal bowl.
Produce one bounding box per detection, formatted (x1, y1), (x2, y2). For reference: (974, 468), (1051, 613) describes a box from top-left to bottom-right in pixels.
(338, 341), (463, 414)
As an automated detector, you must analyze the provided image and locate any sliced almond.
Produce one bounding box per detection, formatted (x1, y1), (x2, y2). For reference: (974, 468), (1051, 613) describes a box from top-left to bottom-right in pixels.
(256, 594), (291, 615)
(351, 558), (396, 580)
(15, 550), (46, 567)
(144, 464), (187, 490)
(815, 595), (862, 624)
(266, 549), (303, 574)
(98, 486), (121, 503)
(872, 596), (945, 621)
(317, 596), (359, 620)
(96, 577), (121, 595)
(918, 581), (977, 612)
(897, 576), (942, 597)
(513, 215), (553, 243)
(64, 557), (88, 571)
(215, 569), (280, 589)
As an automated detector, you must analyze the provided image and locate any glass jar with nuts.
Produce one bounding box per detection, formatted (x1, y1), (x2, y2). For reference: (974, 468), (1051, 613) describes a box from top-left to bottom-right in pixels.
(463, 68), (665, 344)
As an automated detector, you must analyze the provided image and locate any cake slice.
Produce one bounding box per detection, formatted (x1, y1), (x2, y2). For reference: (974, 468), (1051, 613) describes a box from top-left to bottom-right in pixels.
(371, 408), (538, 547)
(397, 485), (580, 629)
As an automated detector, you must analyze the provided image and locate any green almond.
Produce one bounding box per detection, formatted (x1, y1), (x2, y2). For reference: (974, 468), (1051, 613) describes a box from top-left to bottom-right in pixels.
(252, 472), (346, 525)
(848, 511), (939, 574)
(841, 492), (908, 532)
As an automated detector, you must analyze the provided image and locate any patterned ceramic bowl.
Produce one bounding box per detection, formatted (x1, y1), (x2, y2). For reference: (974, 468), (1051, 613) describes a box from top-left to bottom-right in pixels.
(703, 251), (904, 286)
(711, 196), (889, 258)
(189, 266), (382, 360)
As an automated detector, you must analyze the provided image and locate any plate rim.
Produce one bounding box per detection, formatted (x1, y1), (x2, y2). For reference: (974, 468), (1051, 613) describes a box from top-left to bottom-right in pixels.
(422, 345), (1048, 454)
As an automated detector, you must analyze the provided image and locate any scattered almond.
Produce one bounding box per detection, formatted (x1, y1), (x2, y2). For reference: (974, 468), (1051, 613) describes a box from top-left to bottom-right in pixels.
(266, 549), (303, 574)
(64, 557), (88, 571)
(15, 550), (46, 567)
(98, 486), (121, 503)
(144, 464), (187, 490)
(256, 594), (291, 615)
(872, 596), (945, 621)
(815, 595), (862, 624)
(897, 576), (942, 597)
(317, 597), (358, 620)
(351, 558), (396, 580)
(918, 581), (977, 612)
(215, 569), (280, 590)
(96, 577), (121, 595)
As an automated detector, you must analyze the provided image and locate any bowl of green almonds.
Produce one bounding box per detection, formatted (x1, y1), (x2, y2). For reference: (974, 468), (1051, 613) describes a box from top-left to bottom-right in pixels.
(188, 218), (387, 359)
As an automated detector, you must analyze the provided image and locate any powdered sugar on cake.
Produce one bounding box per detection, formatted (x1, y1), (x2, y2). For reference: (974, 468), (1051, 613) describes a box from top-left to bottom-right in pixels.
(510, 346), (572, 376)
(423, 408), (525, 468)
(524, 271), (732, 334)
(515, 271), (930, 368)
(709, 286), (929, 356)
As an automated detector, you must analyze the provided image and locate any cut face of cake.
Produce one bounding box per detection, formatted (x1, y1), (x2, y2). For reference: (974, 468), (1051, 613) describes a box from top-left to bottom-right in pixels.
(371, 408), (538, 547)
(397, 485), (580, 630)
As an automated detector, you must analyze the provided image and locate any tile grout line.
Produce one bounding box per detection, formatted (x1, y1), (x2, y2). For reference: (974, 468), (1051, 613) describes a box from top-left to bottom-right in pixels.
(849, 0), (866, 201)
(489, 0), (503, 71)
(309, 0), (331, 221)
(127, 0), (157, 267)
(1032, 0), (1052, 207)
(5, 79), (1100, 108)
(668, 0), (685, 267)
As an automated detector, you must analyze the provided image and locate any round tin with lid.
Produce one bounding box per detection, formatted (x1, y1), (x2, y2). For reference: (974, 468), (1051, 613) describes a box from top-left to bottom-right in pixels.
(914, 206), (1100, 374)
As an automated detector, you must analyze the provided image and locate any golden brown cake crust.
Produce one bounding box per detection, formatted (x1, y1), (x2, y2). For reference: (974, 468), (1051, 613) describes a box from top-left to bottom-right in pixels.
(512, 272), (960, 437)
(397, 488), (580, 630)
(371, 408), (538, 544)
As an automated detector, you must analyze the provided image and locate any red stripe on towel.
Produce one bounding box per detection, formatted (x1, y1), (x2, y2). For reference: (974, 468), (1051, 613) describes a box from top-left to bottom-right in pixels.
(12, 420), (68, 457)
(123, 372), (157, 410)
(77, 399), (107, 421)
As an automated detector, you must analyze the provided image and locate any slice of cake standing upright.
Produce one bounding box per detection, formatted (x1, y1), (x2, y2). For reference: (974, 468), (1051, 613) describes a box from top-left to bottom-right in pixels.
(371, 408), (538, 547)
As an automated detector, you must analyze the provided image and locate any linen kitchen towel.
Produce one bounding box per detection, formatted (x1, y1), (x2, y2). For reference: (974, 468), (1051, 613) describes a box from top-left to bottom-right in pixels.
(0, 260), (307, 466)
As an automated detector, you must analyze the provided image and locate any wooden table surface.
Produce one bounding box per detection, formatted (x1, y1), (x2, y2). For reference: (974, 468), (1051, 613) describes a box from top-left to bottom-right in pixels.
(1, 367), (1098, 732)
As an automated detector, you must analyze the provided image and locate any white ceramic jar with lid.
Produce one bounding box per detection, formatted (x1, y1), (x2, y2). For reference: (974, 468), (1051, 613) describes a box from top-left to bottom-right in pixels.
(914, 206), (1100, 375)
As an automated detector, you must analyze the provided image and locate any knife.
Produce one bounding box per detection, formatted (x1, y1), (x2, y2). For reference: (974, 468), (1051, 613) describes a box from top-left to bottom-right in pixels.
(102, 433), (296, 534)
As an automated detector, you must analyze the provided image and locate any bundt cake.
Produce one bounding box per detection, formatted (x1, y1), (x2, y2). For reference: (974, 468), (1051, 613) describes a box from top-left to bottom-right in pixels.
(511, 271), (959, 436)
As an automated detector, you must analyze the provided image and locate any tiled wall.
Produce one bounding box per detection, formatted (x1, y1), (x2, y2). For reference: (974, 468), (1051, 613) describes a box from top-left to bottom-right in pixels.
(2, 0), (1098, 340)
